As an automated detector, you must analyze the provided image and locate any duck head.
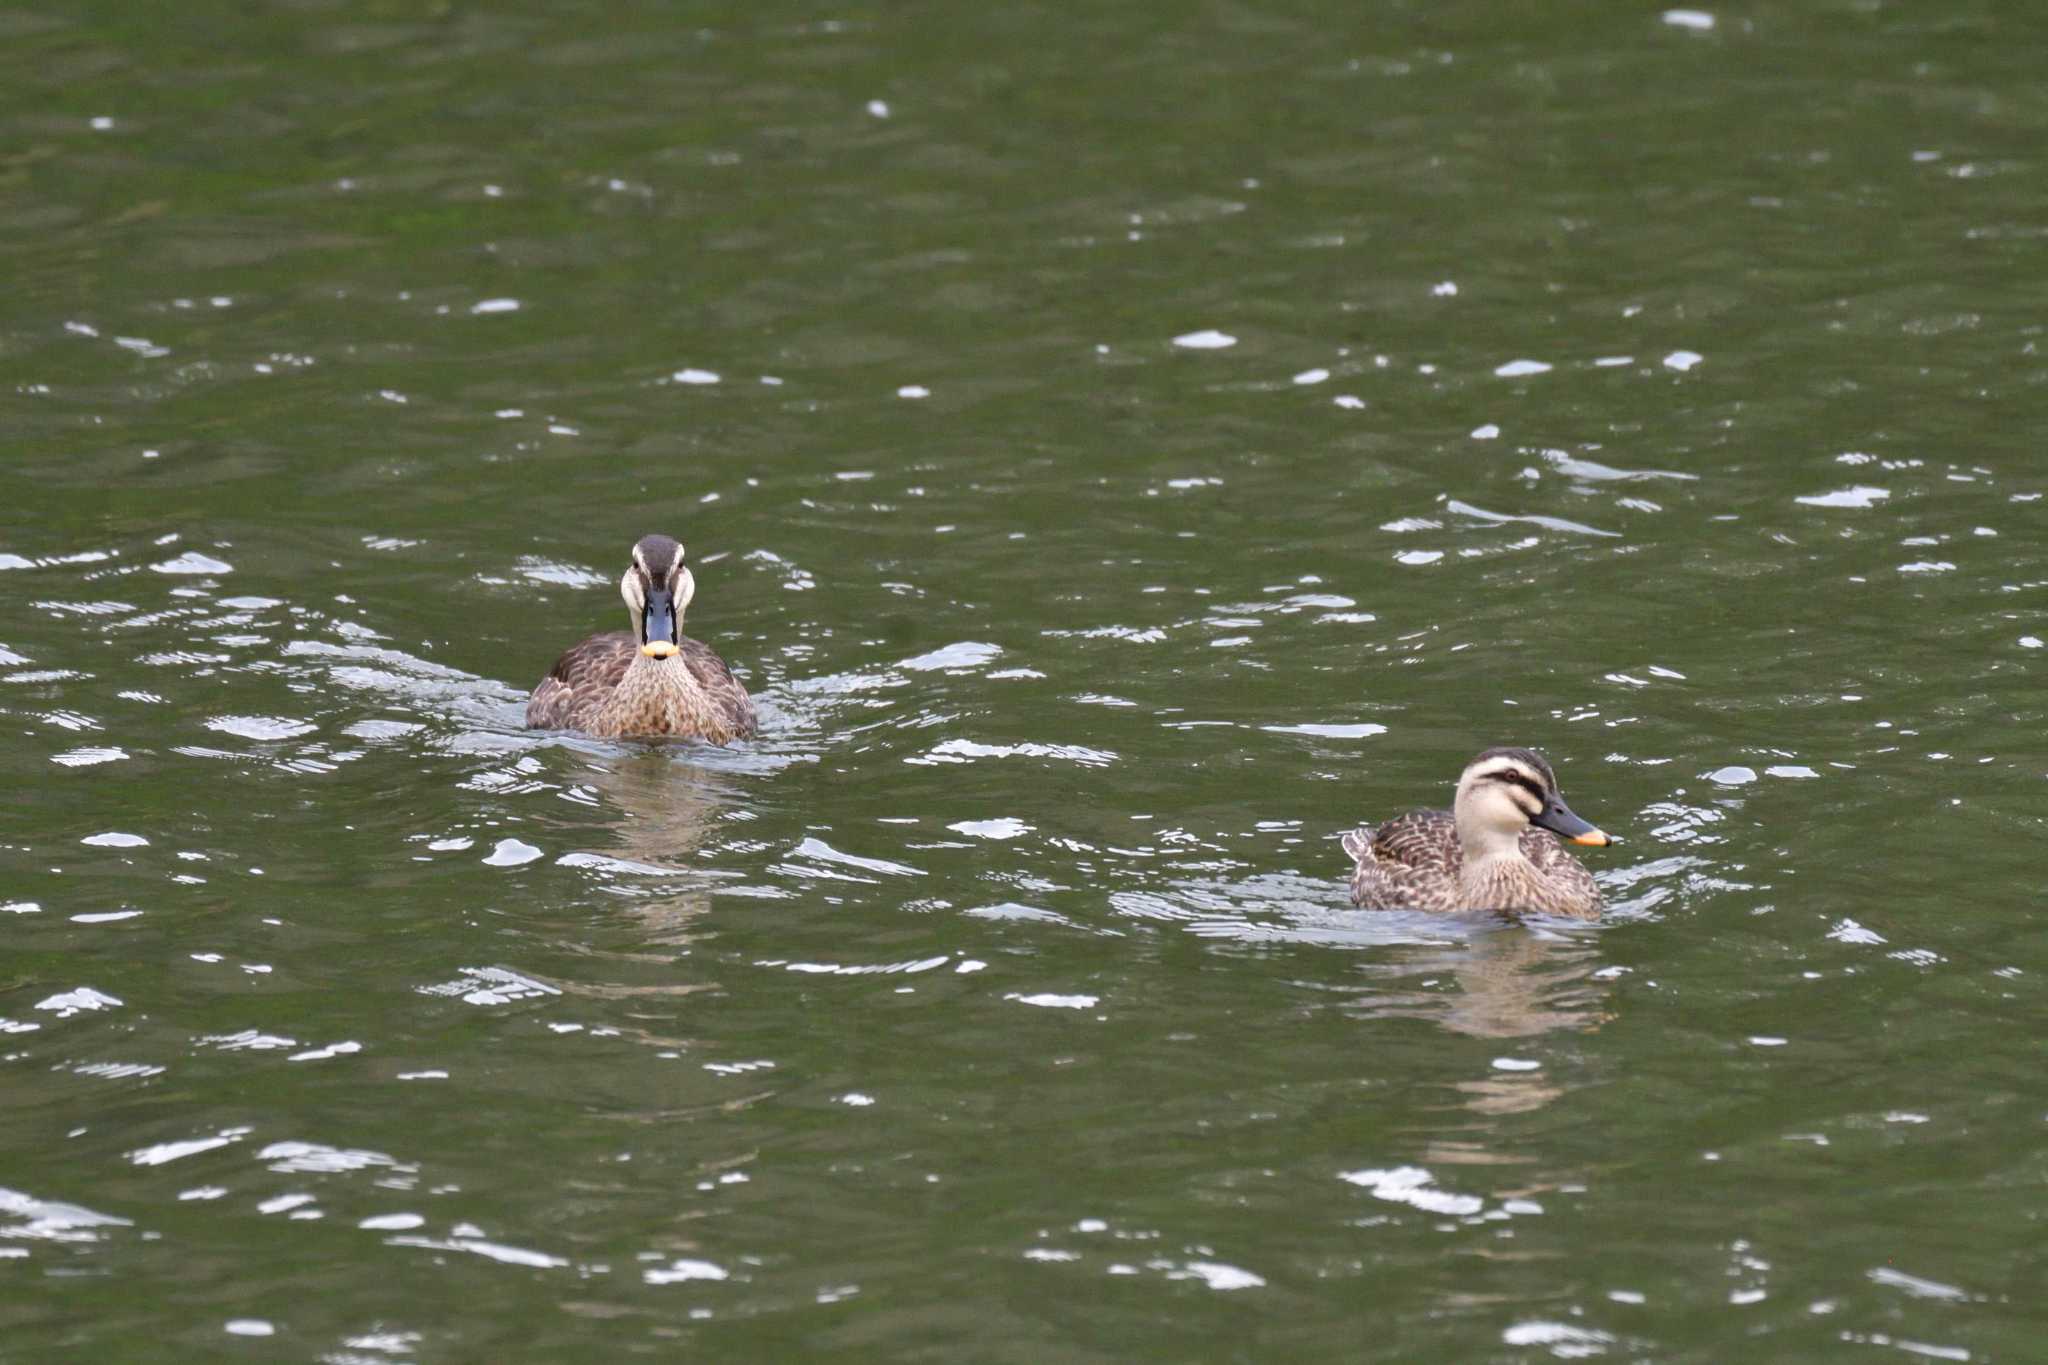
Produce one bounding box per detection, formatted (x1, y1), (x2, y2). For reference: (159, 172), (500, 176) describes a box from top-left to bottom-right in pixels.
(619, 533), (696, 660)
(1453, 746), (1612, 860)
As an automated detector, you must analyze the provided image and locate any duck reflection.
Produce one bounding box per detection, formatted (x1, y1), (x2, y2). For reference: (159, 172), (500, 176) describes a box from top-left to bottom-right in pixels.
(521, 750), (747, 1062)
(1355, 920), (1612, 1123)
(562, 748), (742, 948)
(1435, 921), (1609, 1041)
(1348, 919), (1609, 1041)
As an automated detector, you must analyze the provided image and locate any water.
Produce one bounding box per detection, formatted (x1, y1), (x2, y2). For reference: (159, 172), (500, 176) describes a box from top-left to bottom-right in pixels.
(4, 2), (2045, 1358)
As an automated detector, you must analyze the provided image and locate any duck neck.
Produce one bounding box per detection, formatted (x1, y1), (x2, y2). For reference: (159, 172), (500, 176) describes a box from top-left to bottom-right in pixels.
(1457, 822), (1533, 897)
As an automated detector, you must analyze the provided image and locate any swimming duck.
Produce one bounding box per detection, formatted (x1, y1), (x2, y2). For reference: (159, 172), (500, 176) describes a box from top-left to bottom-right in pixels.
(1341, 747), (1612, 918)
(524, 533), (757, 743)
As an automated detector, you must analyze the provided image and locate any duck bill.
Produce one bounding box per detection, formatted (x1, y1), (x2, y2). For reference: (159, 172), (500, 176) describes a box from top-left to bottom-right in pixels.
(1532, 798), (1613, 847)
(640, 588), (680, 659)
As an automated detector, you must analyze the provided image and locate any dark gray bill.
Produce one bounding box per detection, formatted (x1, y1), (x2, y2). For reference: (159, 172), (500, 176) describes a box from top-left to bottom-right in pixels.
(1531, 796), (1613, 847)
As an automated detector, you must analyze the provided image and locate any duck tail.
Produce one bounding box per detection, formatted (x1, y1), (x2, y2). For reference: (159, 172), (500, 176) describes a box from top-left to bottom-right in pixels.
(1340, 828), (1370, 862)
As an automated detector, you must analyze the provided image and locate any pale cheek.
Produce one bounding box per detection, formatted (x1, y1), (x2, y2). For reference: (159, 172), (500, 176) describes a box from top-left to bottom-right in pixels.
(1488, 798), (1535, 829)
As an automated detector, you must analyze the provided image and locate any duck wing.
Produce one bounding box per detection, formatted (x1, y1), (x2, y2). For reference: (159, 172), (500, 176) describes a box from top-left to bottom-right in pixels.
(525, 631), (637, 730)
(1346, 809), (1461, 910)
(680, 636), (759, 739)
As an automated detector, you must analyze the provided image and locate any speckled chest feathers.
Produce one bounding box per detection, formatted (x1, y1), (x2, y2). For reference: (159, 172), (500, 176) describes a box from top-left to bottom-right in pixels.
(588, 651), (748, 743)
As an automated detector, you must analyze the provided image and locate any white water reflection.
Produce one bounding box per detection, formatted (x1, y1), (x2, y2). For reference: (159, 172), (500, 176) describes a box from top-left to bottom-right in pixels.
(386, 1234), (568, 1269)
(784, 837), (923, 880)
(899, 640), (1002, 672)
(150, 551), (233, 575)
(0, 1188), (132, 1245)
(1339, 1165), (1484, 1216)
(1797, 485), (1890, 508)
(1444, 499), (1620, 538)
(1262, 722), (1387, 739)
(482, 838), (543, 866)
(205, 714), (317, 740)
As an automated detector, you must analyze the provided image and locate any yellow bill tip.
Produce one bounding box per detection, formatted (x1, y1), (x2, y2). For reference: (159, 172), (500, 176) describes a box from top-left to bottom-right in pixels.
(641, 641), (680, 659)
(1571, 829), (1613, 847)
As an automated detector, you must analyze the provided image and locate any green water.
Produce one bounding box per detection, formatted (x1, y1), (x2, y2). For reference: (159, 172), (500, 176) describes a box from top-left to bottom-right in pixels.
(5, 2), (2045, 1359)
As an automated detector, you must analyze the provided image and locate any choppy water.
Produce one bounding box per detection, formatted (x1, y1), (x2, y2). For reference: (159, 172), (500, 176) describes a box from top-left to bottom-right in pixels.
(5, 3), (2045, 1359)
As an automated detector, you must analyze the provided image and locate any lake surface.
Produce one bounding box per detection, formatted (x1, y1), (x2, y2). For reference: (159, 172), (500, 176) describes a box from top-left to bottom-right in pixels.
(4, 2), (2044, 1358)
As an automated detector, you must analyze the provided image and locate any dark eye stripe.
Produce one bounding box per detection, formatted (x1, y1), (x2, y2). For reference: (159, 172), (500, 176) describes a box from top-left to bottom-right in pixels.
(1489, 771), (1549, 803)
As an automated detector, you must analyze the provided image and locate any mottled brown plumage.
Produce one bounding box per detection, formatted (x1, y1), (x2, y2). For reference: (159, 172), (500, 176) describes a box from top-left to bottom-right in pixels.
(526, 631), (756, 741)
(1342, 747), (1611, 918)
(524, 534), (757, 743)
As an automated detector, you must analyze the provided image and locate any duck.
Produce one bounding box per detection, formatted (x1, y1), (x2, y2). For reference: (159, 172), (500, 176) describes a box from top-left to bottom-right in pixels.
(1341, 747), (1613, 918)
(524, 533), (758, 743)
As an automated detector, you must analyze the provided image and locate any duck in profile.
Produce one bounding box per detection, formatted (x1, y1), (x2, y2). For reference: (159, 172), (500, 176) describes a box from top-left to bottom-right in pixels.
(525, 533), (757, 743)
(1341, 747), (1613, 918)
